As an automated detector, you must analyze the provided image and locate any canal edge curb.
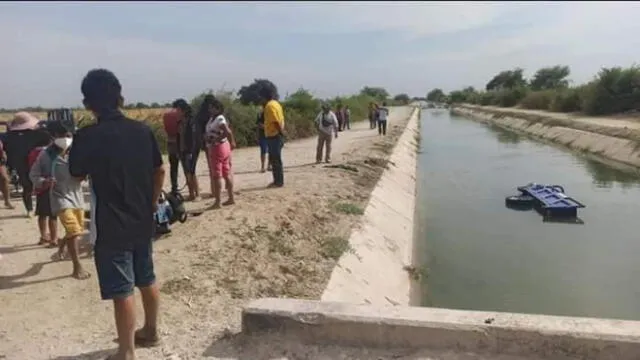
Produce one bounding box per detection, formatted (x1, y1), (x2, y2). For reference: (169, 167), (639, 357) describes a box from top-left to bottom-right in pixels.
(242, 297), (640, 359)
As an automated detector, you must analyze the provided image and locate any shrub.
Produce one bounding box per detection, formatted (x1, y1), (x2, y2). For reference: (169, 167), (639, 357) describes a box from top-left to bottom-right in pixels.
(549, 87), (583, 113)
(519, 90), (555, 110)
(493, 87), (528, 107)
(581, 66), (640, 115)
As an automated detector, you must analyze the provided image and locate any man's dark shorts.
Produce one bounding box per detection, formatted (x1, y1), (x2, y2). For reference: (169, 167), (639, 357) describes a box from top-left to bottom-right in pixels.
(94, 241), (156, 300)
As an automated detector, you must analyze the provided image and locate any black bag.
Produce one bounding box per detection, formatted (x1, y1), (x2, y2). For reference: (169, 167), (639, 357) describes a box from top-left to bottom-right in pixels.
(321, 114), (332, 128)
(164, 191), (187, 224)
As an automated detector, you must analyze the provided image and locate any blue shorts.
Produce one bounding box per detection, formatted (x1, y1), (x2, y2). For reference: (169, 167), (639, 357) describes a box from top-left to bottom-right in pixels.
(259, 137), (269, 155)
(94, 241), (156, 300)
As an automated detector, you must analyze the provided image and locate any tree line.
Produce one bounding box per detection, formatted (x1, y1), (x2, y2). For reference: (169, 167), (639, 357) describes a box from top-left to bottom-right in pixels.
(427, 64), (639, 116)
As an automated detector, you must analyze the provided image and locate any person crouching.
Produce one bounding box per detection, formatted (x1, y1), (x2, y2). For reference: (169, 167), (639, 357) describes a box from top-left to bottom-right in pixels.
(30, 121), (89, 280)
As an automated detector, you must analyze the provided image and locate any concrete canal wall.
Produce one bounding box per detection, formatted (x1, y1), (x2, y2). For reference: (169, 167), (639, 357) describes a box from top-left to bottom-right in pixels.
(320, 106), (420, 307)
(452, 104), (640, 169)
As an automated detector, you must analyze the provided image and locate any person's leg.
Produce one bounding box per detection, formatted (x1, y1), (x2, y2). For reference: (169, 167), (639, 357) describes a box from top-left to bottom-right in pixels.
(168, 151), (179, 194)
(94, 247), (137, 359)
(37, 215), (49, 244)
(48, 216), (58, 247)
(259, 138), (268, 172)
(221, 144), (234, 206)
(316, 135), (325, 164)
(378, 120), (383, 135)
(61, 209), (90, 279)
(325, 134), (333, 163)
(190, 150), (200, 199)
(267, 136), (284, 187)
(382, 121), (387, 136)
(133, 241), (159, 347)
(0, 166), (13, 208)
(18, 167), (33, 215)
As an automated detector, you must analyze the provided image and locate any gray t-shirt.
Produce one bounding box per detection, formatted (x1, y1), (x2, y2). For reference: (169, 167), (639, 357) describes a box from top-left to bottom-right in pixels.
(29, 147), (84, 214)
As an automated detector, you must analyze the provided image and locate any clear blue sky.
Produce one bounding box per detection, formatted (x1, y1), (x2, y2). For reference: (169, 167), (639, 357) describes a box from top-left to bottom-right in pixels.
(1, 1), (639, 108)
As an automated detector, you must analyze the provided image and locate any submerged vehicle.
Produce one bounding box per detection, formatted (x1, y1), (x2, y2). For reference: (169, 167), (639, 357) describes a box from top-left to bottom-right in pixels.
(505, 183), (586, 220)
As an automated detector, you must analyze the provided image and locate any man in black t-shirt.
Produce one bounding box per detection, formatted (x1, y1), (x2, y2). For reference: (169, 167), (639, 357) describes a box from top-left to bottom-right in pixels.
(69, 69), (166, 359)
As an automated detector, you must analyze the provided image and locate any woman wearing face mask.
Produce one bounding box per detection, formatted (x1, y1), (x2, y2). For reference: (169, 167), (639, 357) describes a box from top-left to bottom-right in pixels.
(30, 121), (89, 280)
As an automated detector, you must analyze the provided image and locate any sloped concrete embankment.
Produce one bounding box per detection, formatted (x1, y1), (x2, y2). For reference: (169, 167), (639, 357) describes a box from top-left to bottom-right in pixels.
(321, 106), (420, 306)
(452, 105), (640, 169)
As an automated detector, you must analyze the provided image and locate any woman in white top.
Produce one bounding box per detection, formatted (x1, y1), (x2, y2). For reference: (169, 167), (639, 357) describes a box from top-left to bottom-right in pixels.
(204, 97), (237, 209)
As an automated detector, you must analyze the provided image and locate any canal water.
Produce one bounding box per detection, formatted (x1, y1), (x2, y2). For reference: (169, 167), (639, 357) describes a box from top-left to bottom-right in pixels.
(415, 109), (640, 321)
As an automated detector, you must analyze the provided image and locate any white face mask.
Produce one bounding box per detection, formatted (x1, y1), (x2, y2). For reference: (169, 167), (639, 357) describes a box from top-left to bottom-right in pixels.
(54, 137), (73, 150)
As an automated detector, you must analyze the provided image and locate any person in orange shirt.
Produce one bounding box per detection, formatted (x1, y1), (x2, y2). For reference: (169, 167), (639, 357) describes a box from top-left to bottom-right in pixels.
(260, 84), (285, 188)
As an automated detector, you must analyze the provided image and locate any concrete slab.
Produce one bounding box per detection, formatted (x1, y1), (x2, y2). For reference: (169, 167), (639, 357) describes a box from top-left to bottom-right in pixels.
(242, 298), (640, 360)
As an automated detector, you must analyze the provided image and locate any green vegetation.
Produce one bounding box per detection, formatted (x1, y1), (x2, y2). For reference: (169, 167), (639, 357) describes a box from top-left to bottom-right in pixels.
(441, 64), (640, 116)
(333, 202), (365, 215)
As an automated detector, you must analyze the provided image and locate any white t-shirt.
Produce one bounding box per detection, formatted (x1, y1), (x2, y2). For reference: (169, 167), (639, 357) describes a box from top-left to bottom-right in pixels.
(378, 107), (389, 121)
(205, 115), (228, 145)
(315, 111), (338, 135)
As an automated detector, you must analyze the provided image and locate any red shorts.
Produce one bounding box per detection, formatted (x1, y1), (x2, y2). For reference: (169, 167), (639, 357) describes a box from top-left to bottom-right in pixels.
(207, 141), (232, 179)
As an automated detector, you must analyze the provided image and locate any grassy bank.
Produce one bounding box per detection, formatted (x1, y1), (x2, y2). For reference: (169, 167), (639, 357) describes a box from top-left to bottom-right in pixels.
(442, 65), (639, 117)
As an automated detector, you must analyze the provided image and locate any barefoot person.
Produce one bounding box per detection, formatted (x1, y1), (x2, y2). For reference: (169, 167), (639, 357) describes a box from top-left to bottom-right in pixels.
(260, 83), (285, 188)
(0, 139), (14, 209)
(69, 69), (165, 360)
(315, 103), (339, 164)
(204, 97), (236, 209)
(30, 121), (89, 279)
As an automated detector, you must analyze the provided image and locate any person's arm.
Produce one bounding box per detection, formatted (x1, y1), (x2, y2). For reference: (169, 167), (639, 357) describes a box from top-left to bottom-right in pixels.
(150, 130), (165, 211)
(68, 129), (89, 181)
(222, 122), (236, 149)
(29, 152), (48, 189)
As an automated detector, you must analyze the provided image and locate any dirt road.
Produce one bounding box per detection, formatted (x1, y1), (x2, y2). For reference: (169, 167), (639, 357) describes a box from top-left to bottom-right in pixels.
(0, 107), (414, 360)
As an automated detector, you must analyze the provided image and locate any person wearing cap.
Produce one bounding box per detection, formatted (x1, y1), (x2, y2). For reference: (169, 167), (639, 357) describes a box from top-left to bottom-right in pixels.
(315, 103), (339, 164)
(3, 112), (51, 217)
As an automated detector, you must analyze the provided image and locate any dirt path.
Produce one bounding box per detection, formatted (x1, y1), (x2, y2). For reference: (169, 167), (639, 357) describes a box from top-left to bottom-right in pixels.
(0, 107), (414, 360)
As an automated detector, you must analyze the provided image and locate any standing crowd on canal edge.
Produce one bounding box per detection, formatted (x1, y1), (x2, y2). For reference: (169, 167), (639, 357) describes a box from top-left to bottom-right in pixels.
(0, 67), (391, 360)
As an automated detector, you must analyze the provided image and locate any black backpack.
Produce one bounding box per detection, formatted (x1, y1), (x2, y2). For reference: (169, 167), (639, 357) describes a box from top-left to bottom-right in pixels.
(164, 191), (187, 224)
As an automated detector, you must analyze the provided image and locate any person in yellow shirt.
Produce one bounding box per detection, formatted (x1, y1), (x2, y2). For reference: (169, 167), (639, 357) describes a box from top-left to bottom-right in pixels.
(260, 84), (285, 187)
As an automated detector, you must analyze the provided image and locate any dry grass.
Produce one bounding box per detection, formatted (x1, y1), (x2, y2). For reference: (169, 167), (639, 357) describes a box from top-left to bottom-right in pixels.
(0, 108), (169, 124)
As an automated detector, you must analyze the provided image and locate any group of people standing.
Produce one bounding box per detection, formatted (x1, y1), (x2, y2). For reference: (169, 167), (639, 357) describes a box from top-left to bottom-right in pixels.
(163, 83), (287, 212)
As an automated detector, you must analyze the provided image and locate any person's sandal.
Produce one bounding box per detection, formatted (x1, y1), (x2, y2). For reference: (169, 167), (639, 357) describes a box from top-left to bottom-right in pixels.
(134, 329), (160, 348)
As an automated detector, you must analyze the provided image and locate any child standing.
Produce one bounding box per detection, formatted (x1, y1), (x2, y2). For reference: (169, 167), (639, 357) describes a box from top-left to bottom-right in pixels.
(30, 121), (89, 280)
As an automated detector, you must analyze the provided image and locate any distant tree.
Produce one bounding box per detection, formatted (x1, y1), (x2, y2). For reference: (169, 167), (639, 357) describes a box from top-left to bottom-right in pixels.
(529, 65), (570, 90)
(237, 79), (279, 106)
(150, 102), (161, 108)
(485, 68), (526, 91)
(448, 86), (478, 104)
(284, 88), (320, 114)
(393, 93), (411, 105)
(426, 88), (446, 102)
(134, 102), (149, 109)
(359, 86), (389, 100)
